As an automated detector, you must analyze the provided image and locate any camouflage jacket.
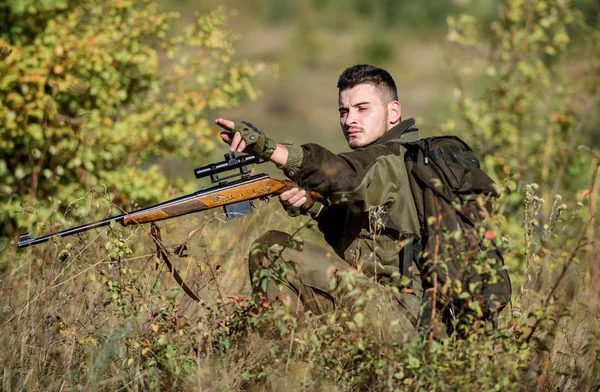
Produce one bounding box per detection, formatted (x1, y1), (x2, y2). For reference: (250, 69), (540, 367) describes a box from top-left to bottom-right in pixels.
(282, 118), (421, 282)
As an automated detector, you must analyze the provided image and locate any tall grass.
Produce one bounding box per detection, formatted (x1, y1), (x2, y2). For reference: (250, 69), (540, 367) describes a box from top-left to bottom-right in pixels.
(1, 158), (599, 391)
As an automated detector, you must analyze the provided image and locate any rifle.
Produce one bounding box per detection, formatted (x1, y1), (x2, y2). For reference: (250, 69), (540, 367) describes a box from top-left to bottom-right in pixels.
(17, 152), (322, 249)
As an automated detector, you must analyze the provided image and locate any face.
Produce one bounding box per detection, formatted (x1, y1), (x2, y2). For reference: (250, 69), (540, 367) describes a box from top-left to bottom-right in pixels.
(338, 83), (399, 149)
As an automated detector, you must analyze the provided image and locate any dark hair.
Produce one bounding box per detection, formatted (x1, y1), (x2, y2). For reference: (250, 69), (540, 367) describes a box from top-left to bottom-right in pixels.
(336, 64), (398, 102)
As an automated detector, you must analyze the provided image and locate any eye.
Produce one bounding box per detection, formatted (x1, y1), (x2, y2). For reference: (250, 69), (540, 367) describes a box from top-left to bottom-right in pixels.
(358, 107), (368, 112)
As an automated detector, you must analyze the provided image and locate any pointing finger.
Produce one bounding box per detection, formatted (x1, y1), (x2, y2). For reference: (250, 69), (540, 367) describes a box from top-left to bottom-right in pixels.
(215, 118), (235, 131)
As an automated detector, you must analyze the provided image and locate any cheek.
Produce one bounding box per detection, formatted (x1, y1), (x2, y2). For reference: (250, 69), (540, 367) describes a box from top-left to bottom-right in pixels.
(365, 113), (379, 129)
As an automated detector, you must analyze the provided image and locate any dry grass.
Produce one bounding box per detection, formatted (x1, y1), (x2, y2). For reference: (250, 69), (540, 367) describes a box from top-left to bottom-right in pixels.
(1, 187), (599, 390)
(0, 201), (321, 390)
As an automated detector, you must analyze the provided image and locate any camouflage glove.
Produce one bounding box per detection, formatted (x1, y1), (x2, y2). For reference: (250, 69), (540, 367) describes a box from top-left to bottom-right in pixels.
(280, 198), (324, 219)
(229, 121), (277, 160)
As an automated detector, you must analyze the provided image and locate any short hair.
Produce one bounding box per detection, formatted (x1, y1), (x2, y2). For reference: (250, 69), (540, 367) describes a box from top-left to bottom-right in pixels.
(336, 64), (398, 103)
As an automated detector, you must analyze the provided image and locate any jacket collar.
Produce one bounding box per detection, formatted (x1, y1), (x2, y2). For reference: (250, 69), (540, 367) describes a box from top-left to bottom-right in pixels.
(375, 118), (419, 144)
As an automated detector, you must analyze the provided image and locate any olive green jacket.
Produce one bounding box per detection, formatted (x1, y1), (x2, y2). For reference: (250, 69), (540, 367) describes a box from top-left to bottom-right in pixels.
(282, 118), (421, 282)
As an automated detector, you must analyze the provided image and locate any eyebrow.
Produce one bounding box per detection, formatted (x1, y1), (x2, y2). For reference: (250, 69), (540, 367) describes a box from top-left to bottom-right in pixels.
(338, 101), (371, 111)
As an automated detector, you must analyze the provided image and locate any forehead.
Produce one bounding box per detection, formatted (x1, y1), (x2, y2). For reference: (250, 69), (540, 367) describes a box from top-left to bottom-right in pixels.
(339, 83), (384, 106)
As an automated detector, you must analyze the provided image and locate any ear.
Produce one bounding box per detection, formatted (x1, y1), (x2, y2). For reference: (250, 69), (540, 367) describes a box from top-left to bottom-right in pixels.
(387, 100), (401, 125)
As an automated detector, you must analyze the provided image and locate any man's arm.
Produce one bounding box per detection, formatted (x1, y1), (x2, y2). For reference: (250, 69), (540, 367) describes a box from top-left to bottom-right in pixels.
(216, 118), (315, 210)
(214, 117), (405, 210)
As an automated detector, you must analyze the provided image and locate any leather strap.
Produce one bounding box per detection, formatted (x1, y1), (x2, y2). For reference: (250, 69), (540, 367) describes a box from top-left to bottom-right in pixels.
(150, 223), (200, 302)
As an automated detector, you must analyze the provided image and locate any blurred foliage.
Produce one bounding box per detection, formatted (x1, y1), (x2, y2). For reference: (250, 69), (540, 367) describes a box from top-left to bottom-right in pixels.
(0, 0), (262, 241)
(441, 0), (600, 284)
(231, 0), (501, 31)
(240, 0), (599, 33)
(444, 0), (599, 189)
(171, 0), (504, 67)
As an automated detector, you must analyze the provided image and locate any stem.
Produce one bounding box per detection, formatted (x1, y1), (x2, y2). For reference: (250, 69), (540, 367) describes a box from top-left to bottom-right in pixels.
(205, 247), (223, 301)
(427, 194), (444, 346)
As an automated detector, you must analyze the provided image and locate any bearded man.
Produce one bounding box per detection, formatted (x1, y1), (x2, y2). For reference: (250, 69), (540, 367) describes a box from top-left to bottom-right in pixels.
(216, 64), (427, 338)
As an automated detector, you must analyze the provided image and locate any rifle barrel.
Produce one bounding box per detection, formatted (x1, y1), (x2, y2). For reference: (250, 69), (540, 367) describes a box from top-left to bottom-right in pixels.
(17, 214), (126, 249)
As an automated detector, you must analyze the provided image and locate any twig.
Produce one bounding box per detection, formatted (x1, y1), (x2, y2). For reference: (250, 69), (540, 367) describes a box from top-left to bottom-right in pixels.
(427, 191), (444, 346)
(205, 247), (223, 301)
(285, 298), (302, 373)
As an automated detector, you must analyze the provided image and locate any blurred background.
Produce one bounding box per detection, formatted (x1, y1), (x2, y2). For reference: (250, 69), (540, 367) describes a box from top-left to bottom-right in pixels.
(163, 0), (502, 153)
(163, 0), (597, 148)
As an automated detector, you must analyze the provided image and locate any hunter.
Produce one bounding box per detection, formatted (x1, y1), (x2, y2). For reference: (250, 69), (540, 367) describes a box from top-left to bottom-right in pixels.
(216, 64), (425, 339)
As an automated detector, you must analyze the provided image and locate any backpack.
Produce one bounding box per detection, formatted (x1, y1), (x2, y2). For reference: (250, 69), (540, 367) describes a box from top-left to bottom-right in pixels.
(400, 136), (512, 335)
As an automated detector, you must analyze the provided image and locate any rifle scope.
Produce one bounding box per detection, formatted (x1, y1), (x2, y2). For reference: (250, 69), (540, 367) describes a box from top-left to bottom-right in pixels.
(194, 153), (264, 182)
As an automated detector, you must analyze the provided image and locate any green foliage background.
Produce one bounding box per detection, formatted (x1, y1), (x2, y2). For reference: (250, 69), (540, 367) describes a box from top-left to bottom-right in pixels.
(1, 0), (599, 390)
(0, 0), (262, 242)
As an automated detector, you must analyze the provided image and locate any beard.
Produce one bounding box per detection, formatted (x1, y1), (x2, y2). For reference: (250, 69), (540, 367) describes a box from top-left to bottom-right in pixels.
(347, 113), (389, 150)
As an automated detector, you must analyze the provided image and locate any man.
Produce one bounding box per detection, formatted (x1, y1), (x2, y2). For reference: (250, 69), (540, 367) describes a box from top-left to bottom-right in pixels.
(216, 64), (424, 339)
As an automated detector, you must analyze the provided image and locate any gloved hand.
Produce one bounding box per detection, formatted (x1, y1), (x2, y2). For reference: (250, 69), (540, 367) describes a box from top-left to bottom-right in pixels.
(279, 187), (324, 219)
(222, 121), (277, 160)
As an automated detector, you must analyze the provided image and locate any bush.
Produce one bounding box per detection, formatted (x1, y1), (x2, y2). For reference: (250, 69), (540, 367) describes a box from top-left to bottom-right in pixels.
(0, 0), (261, 241)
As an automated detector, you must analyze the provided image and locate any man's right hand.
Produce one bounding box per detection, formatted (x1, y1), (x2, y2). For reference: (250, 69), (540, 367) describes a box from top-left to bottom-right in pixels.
(279, 187), (323, 218)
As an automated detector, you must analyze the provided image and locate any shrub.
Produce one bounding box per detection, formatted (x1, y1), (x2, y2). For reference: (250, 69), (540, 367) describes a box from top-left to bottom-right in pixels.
(0, 0), (261, 241)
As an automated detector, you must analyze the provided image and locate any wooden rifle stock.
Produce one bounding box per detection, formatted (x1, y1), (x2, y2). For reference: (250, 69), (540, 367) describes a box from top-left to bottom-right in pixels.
(122, 174), (321, 224)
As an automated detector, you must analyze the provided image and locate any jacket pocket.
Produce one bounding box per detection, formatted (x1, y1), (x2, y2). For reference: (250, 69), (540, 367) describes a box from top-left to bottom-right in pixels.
(427, 137), (498, 197)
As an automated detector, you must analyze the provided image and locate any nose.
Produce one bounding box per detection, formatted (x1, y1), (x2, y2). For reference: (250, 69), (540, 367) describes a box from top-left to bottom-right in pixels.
(344, 109), (356, 127)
